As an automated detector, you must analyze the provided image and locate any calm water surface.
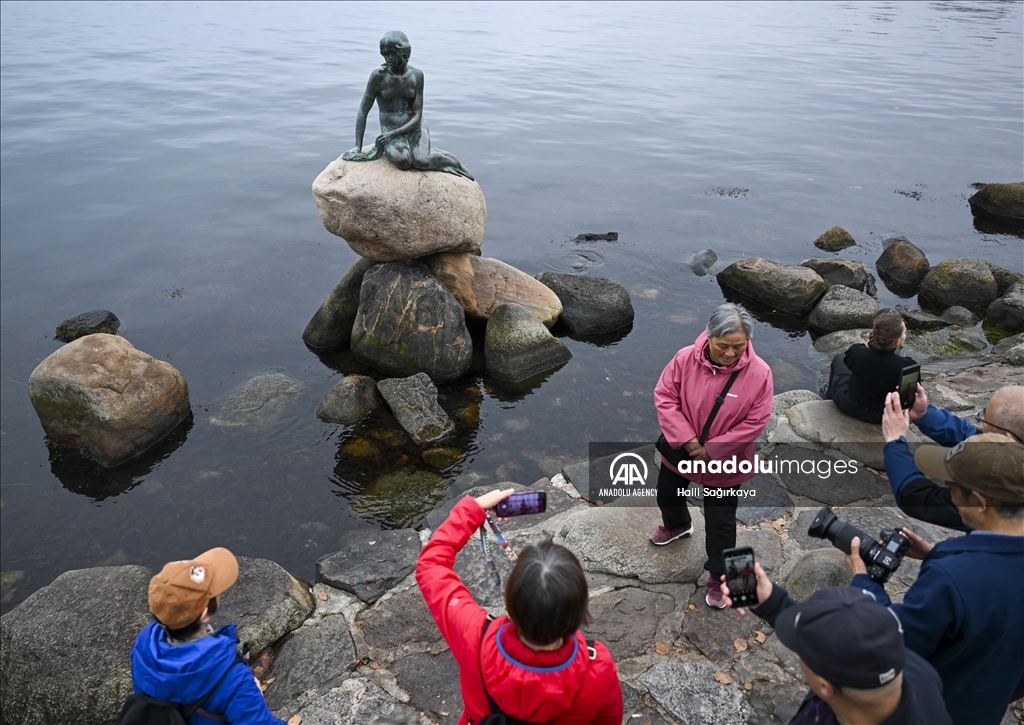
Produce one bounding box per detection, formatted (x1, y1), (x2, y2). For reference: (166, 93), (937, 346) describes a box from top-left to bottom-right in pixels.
(2, 1), (1021, 612)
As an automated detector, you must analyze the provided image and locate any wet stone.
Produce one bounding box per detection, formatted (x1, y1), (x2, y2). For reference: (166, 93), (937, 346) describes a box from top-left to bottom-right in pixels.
(377, 373), (454, 446)
(584, 587), (675, 660)
(315, 374), (379, 424)
(391, 650), (463, 725)
(316, 529), (419, 604)
(54, 309), (120, 342)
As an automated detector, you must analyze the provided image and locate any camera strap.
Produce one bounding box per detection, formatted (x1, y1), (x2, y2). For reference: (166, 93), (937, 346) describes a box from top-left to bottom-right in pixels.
(480, 514), (518, 587)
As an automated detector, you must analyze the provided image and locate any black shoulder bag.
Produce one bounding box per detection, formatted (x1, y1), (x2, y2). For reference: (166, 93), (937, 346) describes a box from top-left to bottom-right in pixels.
(656, 368), (741, 468)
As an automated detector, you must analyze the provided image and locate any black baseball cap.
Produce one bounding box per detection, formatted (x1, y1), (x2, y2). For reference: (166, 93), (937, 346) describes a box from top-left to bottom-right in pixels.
(774, 586), (905, 689)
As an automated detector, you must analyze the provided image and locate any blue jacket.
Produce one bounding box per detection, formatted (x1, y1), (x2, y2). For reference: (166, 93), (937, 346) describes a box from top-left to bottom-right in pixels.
(884, 406), (976, 532)
(130, 622), (285, 725)
(853, 532), (1024, 725)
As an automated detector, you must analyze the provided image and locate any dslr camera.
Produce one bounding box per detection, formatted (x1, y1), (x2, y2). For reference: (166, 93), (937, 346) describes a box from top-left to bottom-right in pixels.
(808, 506), (910, 584)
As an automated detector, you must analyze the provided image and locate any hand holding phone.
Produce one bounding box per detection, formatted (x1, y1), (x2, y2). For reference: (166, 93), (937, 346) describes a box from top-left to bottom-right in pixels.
(898, 364), (921, 410)
(722, 546), (759, 608)
(495, 491), (547, 518)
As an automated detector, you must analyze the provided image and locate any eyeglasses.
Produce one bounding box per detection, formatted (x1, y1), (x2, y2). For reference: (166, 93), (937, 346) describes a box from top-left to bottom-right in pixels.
(973, 411), (1020, 441)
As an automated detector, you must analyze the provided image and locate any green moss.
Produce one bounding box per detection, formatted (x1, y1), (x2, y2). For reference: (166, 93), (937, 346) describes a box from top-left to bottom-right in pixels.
(982, 322), (1018, 345)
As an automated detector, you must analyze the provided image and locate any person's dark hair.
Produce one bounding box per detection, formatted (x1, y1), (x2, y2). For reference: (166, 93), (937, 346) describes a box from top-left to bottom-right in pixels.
(868, 312), (905, 352)
(505, 540), (590, 646)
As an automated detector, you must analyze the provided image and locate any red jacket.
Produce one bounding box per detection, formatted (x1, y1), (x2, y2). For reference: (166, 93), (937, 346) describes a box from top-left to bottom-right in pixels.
(654, 331), (773, 487)
(416, 497), (623, 725)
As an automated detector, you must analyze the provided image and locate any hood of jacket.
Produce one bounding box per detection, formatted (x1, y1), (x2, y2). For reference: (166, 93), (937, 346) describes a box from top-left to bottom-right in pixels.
(131, 621), (239, 704)
(479, 619), (591, 722)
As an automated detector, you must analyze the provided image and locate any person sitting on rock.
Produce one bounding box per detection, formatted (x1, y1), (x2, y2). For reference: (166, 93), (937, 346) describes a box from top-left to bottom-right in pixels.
(416, 488), (623, 725)
(722, 573), (951, 725)
(343, 31), (474, 180)
(822, 311), (917, 425)
(126, 548), (286, 725)
(651, 302), (774, 609)
(881, 384), (1023, 530)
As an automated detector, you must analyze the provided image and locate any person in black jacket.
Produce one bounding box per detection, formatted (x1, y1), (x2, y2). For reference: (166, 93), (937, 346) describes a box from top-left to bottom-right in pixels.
(823, 312), (916, 424)
(722, 568), (952, 725)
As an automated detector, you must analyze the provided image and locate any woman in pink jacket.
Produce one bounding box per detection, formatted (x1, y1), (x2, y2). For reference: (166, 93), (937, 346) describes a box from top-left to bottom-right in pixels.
(651, 303), (773, 608)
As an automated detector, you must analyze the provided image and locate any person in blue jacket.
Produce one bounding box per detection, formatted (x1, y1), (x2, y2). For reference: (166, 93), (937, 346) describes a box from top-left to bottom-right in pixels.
(130, 547), (286, 724)
(880, 384), (1022, 531)
(845, 434), (1024, 725)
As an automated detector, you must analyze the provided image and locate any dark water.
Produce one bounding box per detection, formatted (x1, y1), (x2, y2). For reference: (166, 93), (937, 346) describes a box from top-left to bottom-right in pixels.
(2, 1), (1021, 613)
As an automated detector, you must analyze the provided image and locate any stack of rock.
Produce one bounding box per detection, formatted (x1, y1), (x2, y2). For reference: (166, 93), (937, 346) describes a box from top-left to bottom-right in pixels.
(304, 154), (634, 442)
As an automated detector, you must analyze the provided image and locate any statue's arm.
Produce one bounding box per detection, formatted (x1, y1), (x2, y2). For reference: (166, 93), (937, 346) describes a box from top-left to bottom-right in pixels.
(352, 72), (380, 149)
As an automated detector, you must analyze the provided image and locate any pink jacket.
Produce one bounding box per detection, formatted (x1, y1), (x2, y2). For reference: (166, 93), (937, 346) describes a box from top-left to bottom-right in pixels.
(654, 331), (773, 487)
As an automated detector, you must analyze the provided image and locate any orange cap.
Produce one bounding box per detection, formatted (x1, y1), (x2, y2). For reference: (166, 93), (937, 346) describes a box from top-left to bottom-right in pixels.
(148, 547), (239, 629)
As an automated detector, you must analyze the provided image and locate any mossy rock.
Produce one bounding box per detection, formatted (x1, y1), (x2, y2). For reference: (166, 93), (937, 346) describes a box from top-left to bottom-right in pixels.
(340, 438), (381, 461)
(421, 446), (463, 469)
(352, 468), (447, 528)
(968, 182), (1024, 225)
(813, 225), (856, 252)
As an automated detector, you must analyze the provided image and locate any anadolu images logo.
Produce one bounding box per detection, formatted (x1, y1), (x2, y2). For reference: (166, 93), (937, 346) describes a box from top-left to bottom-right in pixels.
(609, 452), (648, 487)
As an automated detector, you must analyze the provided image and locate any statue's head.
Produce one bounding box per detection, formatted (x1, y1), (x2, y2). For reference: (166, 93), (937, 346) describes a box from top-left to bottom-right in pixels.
(379, 31), (412, 61)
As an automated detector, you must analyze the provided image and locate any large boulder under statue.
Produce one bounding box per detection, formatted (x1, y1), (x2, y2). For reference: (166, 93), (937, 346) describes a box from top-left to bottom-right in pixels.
(350, 261), (472, 384)
(312, 154), (486, 262)
(28, 334), (191, 467)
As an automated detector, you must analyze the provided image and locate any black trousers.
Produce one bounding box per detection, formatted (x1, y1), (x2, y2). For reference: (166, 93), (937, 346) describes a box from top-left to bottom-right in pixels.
(655, 463), (737, 579)
(825, 354), (882, 424)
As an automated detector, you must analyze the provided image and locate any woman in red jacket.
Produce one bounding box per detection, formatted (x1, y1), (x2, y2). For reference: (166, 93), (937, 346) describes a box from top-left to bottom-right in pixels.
(416, 488), (623, 725)
(651, 303), (774, 609)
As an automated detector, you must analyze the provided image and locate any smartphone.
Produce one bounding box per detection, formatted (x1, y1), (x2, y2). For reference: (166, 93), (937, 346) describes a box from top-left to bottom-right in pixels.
(722, 546), (758, 608)
(495, 491), (547, 518)
(898, 364), (921, 410)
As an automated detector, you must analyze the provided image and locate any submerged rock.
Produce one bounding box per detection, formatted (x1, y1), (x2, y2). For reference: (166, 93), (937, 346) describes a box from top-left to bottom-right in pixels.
(985, 282), (1024, 333)
(484, 302), (572, 383)
(813, 225), (856, 252)
(28, 334), (190, 467)
(535, 271), (635, 335)
(807, 285), (878, 332)
(376, 373), (454, 446)
(351, 261), (472, 384)
(351, 468), (447, 528)
(303, 257), (377, 351)
(875, 238), (930, 291)
(689, 248), (719, 276)
(0, 565), (153, 725)
(54, 310), (120, 342)
(312, 154), (486, 262)
(717, 257), (826, 315)
(427, 253), (562, 327)
(919, 257), (998, 313)
(315, 374), (379, 424)
(801, 259), (871, 292)
(968, 182), (1024, 225)
(210, 372), (301, 428)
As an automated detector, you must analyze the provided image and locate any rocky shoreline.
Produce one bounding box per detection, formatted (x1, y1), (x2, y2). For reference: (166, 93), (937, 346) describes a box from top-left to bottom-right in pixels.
(5, 359), (1023, 724)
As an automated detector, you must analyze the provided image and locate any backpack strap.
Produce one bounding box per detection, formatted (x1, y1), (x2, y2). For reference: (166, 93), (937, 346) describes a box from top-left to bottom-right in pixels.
(181, 655), (242, 720)
(698, 368), (741, 445)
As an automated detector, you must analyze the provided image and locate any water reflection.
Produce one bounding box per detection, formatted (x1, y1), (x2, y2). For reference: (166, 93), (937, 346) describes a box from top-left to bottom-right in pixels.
(47, 413), (194, 501)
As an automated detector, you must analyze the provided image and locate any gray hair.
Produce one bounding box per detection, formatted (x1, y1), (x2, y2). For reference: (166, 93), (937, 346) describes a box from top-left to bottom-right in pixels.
(706, 303), (754, 339)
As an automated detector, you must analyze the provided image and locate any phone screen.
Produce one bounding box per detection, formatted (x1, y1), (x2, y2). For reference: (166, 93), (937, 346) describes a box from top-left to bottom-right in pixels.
(899, 365), (921, 410)
(495, 491), (547, 517)
(723, 547), (758, 607)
